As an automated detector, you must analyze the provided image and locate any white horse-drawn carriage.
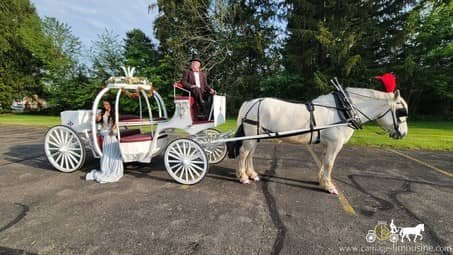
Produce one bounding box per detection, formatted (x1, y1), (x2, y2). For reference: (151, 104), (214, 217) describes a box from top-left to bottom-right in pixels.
(44, 70), (408, 192)
(44, 71), (227, 185)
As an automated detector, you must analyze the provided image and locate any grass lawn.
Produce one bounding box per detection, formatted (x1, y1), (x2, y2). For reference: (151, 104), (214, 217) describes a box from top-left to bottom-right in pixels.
(0, 114), (60, 127)
(1, 114), (452, 151)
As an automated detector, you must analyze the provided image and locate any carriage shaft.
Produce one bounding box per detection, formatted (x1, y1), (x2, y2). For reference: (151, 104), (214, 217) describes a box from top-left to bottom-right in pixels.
(203, 123), (350, 144)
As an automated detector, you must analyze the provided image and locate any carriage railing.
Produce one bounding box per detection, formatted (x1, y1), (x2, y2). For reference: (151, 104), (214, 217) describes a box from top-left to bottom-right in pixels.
(173, 81), (191, 99)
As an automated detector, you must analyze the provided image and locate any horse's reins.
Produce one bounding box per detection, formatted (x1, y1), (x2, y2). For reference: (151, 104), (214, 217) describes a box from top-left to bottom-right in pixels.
(239, 90), (407, 142)
(346, 91), (408, 137)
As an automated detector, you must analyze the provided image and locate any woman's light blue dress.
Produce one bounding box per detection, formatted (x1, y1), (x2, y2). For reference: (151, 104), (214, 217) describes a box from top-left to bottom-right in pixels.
(86, 113), (123, 183)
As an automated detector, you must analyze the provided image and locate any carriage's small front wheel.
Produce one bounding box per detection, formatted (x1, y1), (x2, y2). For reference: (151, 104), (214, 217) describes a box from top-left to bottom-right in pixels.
(44, 125), (86, 172)
(193, 128), (227, 164)
(164, 138), (208, 185)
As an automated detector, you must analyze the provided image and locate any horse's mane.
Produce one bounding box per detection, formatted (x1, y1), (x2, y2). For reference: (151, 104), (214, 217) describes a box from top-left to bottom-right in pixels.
(254, 87), (393, 105)
(346, 87), (394, 101)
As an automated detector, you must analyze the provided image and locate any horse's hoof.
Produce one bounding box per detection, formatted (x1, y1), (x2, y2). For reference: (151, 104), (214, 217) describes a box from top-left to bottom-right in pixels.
(240, 179), (251, 184)
(251, 176), (260, 182)
(327, 187), (339, 195)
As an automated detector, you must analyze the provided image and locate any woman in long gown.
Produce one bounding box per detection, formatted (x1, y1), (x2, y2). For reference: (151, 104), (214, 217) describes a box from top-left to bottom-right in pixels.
(86, 101), (124, 183)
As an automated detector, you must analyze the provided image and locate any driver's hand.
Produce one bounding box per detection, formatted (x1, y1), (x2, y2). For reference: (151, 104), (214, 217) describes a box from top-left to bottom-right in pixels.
(210, 88), (216, 95)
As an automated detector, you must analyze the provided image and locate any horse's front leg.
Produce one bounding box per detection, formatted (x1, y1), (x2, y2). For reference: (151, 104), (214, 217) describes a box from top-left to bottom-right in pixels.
(245, 140), (259, 181)
(237, 143), (251, 184)
(319, 142), (344, 195)
(317, 144), (327, 184)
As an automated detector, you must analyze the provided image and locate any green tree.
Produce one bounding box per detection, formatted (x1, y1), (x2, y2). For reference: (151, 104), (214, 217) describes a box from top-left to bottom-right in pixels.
(90, 29), (124, 81)
(396, 1), (453, 115)
(152, 0), (278, 113)
(39, 17), (87, 111)
(124, 28), (159, 77)
(0, 0), (47, 110)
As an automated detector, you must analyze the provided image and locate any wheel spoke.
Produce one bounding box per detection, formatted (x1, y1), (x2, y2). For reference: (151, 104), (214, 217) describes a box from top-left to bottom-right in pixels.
(179, 166), (185, 179)
(67, 154), (76, 169)
(183, 142), (187, 155)
(170, 147), (181, 157)
(189, 166), (201, 177)
(67, 135), (74, 144)
(55, 153), (63, 165)
(168, 159), (182, 163)
(49, 133), (61, 145)
(68, 150), (81, 158)
(173, 165), (183, 175)
(47, 140), (60, 148)
(184, 168), (188, 182)
(63, 129), (69, 145)
(176, 143), (183, 155)
(187, 166), (195, 181)
(52, 130), (62, 144)
(63, 154), (69, 170)
(168, 151), (181, 160)
(188, 146), (198, 160)
(191, 163), (205, 172)
(58, 129), (65, 145)
(170, 162), (182, 170)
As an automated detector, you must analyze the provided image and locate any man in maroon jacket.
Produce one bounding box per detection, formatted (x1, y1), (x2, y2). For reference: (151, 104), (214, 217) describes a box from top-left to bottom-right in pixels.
(182, 56), (216, 117)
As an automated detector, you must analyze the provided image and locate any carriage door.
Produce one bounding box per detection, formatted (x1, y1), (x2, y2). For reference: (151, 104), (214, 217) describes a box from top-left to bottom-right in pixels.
(213, 95), (226, 126)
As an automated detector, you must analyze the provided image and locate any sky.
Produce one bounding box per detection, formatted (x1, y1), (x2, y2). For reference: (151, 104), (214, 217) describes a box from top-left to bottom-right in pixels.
(31, 0), (158, 49)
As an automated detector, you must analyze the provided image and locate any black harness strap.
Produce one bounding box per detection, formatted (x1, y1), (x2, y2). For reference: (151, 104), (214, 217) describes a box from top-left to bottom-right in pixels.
(305, 102), (321, 144)
(241, 99), (264, 141)
(332, 91), (362, 129)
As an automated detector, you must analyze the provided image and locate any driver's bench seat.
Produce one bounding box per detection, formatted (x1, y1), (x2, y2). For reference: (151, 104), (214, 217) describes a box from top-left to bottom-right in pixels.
(173, 81), (200, 122)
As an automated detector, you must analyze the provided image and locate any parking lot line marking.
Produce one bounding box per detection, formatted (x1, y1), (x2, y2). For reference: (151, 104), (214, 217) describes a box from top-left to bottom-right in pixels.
(305, 145), (357, 216)
(387, 149), (453, 178)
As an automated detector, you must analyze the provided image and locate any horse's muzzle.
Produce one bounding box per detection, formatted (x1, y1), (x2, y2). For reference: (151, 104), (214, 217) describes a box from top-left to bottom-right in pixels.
(390, 131), (405, 140)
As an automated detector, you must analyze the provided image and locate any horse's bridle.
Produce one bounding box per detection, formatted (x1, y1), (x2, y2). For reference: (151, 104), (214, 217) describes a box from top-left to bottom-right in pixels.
(349, 91), (408, 138)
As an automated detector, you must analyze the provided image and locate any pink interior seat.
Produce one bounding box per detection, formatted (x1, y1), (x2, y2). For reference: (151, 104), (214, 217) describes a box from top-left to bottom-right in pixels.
(120, 133), (153, 143)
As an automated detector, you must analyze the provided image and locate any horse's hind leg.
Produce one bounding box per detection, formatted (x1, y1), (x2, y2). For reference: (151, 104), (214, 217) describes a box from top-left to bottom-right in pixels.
(244, 140), (259, 181)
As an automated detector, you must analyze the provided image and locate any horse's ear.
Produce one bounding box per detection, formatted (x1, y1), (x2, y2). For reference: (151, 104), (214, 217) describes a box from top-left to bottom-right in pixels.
(394, 89), (400, 100)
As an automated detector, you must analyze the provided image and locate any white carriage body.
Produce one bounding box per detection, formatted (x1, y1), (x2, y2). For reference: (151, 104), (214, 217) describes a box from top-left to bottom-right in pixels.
(45, 71), (228, 184)
(60, 110), (95, 132)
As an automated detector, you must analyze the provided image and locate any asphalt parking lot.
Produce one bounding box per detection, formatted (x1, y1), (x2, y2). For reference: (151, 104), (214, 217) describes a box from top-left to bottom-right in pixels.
(0, 125), (452, 255)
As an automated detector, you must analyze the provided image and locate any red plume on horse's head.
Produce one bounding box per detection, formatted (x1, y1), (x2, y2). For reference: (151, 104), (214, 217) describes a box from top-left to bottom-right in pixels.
(375, 72), (397, 93)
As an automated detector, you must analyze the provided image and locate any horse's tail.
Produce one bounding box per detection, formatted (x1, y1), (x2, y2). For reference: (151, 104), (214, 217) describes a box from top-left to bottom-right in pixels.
(226, 123), (244, 158)
(226, 101), (250, 158)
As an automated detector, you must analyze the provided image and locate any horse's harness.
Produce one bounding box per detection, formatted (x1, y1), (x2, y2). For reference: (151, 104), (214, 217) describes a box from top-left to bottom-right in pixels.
(240, 90), (408, 143)
(347, 91), (408, 138)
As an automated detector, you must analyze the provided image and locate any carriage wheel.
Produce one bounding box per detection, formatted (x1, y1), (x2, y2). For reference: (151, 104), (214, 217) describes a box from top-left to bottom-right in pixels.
(164, 138), (208, 185)
(194, 128), (227, 164)
(44, 125), (86, 172)
(366, 232), (377, 243)
(389, 233), (399, 243)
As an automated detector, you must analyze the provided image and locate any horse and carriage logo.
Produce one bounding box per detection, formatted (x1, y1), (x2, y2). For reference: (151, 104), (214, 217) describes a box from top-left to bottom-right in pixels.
(366, 219), (424, 243)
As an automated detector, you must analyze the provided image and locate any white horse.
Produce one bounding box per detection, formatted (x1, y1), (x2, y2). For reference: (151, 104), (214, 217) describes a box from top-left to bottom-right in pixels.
(399, 224), (424, 242)
(230, 88), (408, 194)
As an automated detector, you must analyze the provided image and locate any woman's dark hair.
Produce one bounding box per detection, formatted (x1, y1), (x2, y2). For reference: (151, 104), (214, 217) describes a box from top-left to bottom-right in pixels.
(98, 101), (115, 125)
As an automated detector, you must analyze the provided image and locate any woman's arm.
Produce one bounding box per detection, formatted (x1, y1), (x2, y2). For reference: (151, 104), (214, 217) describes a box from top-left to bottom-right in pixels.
(109, 123), (117, 136)
(96, 112), (102, 122)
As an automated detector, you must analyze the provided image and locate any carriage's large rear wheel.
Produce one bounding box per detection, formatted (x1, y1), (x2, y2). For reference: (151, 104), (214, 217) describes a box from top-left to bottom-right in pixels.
(164, 138), (208, 185)
(44, 125), (86, 172)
